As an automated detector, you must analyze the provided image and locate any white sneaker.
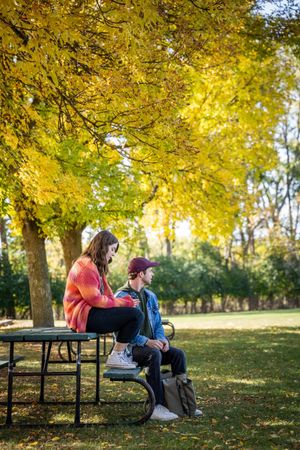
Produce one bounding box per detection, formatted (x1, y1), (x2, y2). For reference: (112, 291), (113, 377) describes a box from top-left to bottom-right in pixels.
(105, 351), (137, 369)
(150, 404), (179, 421)
(194, 408), (203, 417)
(124, 351), (138, 367)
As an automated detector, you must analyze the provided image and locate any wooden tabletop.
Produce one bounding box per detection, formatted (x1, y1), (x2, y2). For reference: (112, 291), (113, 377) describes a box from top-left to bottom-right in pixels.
(0, 327), (98, 342)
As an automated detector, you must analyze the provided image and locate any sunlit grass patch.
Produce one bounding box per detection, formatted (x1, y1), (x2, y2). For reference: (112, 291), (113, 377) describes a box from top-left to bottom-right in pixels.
(211, 376), (267, 386)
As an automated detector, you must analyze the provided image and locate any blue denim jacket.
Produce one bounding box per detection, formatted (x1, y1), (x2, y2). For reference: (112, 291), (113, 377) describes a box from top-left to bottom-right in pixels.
(115, 285), (166, 346)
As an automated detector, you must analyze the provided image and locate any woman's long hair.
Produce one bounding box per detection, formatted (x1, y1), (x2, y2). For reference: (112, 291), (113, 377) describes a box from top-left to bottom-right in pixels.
(82, 230), (119, 275)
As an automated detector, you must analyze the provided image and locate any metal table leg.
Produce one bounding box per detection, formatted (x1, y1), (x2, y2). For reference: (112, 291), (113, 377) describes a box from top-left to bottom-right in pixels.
(40, 341), (52, 402)
(39, 342), (46, 402)
(75, 341), (81, 426)
(6, 342), (14, 426)
(96, 336), (100, 403)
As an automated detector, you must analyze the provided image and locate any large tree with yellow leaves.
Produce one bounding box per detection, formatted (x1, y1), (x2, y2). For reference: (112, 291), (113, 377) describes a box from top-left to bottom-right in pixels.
(1, 0), (298, 325)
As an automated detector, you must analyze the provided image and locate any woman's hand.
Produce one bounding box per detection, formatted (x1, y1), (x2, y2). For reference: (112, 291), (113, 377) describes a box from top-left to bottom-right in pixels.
(122, 294), (140, 308)
(131, 298), (140, 307)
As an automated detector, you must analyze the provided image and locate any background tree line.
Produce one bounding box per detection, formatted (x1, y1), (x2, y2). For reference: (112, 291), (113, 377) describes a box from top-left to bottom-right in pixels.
(1, 219), (299, 318)
(0, 1), (299, 324)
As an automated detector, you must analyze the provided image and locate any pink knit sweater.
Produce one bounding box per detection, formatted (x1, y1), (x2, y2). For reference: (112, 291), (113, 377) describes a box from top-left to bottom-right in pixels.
(63, 256), (134, 332)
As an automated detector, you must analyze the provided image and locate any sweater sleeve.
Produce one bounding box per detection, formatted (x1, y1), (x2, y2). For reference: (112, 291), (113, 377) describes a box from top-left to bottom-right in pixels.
(72, 264), (134, 309)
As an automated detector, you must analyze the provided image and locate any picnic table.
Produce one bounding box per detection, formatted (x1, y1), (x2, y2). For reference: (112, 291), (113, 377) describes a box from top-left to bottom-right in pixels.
(0, 327), (155, 427)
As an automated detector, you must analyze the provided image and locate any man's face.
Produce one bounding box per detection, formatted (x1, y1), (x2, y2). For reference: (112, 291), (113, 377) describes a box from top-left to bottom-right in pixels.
(140, 267), (154, 285)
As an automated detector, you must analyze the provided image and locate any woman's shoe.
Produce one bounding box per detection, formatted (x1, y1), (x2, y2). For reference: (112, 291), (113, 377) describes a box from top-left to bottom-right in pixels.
(105, 351), (137, 369)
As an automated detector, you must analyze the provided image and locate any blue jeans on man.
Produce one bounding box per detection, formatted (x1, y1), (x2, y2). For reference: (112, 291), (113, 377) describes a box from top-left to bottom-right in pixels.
(132, 345), (186, 405)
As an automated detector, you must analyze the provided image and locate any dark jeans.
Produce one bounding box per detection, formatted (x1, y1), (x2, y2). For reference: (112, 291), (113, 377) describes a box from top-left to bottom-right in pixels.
(132, 345), (186, 405)
(86, 307), (144, 343)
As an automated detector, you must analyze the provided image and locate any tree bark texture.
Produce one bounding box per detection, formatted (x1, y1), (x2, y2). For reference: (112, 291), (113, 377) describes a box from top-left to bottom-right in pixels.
(60, 227), (83, 276)
(22, 219), (54, 327)
(0, 217), (15, 318)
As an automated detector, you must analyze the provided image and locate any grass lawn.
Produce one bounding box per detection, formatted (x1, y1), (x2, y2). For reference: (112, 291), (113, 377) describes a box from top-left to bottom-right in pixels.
(0, 310), (299, 449)
(166, 308), (300, 329)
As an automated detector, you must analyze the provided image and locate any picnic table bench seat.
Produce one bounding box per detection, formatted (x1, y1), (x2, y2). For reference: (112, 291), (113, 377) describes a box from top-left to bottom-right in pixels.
(0, 356), (24, 370)
(103, 367), (143, 380)
(103, 366), (155, 424)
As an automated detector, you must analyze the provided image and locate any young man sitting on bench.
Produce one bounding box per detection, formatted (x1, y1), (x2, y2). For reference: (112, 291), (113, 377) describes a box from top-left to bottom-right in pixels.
(115, 257), (202, 421)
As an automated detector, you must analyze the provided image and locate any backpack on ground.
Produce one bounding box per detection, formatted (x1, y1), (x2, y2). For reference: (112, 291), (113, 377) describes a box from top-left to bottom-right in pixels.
(161, 371), (197, 417)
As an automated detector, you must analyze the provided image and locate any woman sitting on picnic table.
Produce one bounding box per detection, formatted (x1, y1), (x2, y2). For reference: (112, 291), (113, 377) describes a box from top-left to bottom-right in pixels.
(63, 230), (143, 369)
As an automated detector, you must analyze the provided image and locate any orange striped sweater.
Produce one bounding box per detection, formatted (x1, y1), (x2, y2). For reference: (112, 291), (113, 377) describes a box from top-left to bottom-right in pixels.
(63, 256), (134, 332)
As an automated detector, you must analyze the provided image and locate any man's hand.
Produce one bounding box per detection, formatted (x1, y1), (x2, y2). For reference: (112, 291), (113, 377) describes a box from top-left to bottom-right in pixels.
(160, 340), (169, 352)
(146, 339), (164, 350)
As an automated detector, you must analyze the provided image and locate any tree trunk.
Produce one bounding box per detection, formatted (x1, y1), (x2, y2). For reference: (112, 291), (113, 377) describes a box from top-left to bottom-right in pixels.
(221, 295), (228, 312)
(22, 219), (54, 327)
(248, 296), (259, 311)
(166, 238), (172, 257)
(201, 298), (209, 313)
(190, 300), (197, 314)
(166, 301), (175, 315)
(183, 299), (188, 314)
(0, 218), (15, 318)
(238, 297), (244, 311)
(60, 227), (83, 276)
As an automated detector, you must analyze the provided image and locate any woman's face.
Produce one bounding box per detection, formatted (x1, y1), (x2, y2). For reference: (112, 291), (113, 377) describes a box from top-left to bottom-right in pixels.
(106, 243), (118, 263)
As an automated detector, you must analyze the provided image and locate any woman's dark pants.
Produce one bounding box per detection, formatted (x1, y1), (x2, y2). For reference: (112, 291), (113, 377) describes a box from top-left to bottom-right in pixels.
(86, 307), (144, 343)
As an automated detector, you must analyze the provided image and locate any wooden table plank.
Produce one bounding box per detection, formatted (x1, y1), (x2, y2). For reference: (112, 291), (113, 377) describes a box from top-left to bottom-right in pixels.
(0, 328), (97, 342)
